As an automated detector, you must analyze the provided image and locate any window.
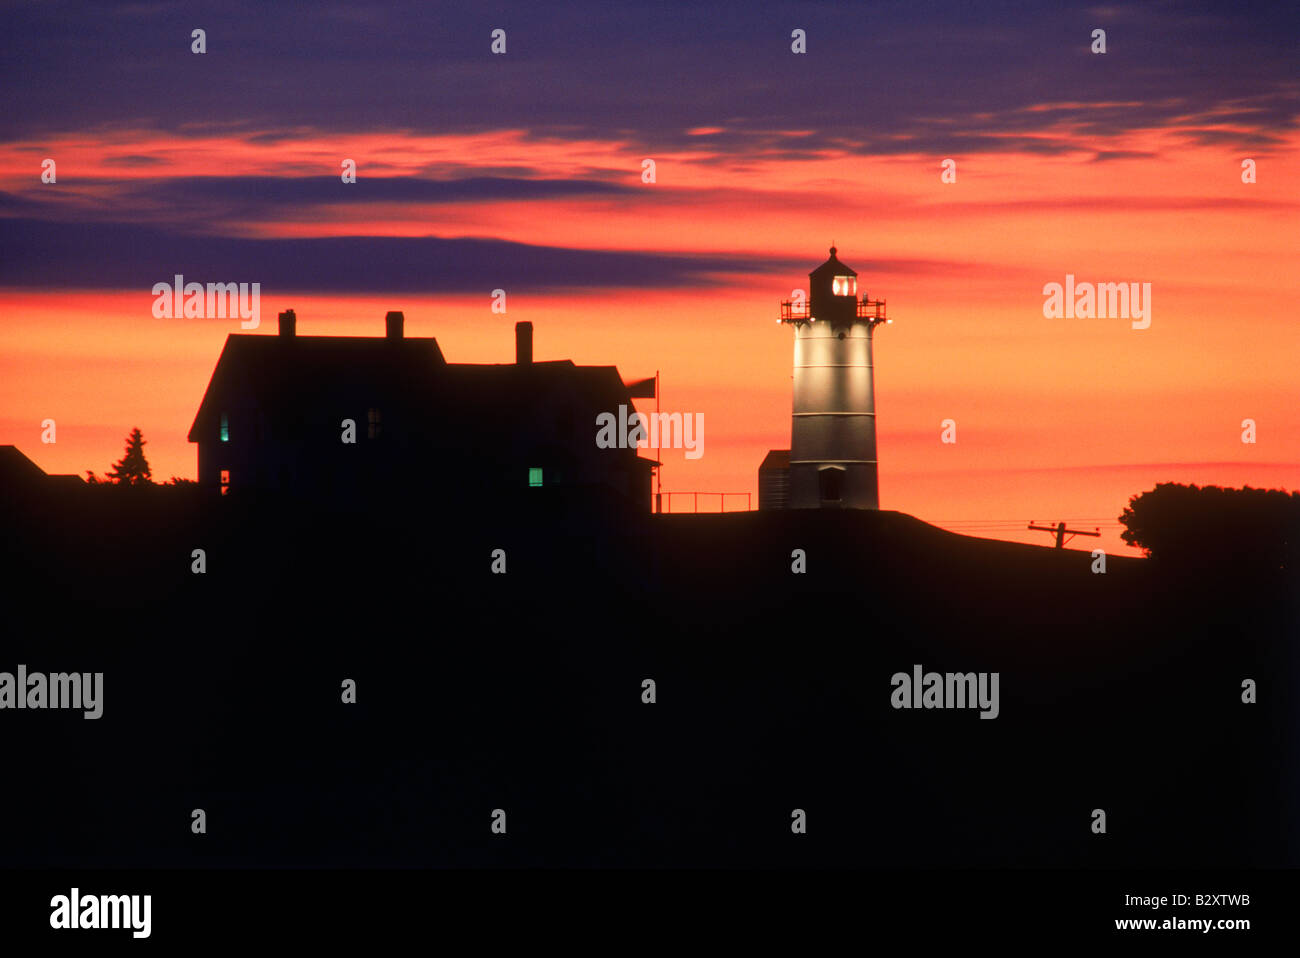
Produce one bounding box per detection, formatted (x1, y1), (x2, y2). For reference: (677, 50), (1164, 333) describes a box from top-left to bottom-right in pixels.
(832, 275), (856, 296)
(528, 467), (543, 487)
(367, 407), (382, 440)
(220, 469), (230, 496)
(220, 413), (229, 442)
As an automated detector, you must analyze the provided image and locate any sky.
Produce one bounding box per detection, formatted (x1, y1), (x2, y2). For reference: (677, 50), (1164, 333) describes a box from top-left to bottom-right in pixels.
(2, 0), (1297, 553)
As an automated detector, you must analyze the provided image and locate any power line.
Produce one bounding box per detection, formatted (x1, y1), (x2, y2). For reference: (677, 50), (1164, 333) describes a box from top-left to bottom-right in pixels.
(1027, 521), (1102, 549)
(931, 518), (1123, 523)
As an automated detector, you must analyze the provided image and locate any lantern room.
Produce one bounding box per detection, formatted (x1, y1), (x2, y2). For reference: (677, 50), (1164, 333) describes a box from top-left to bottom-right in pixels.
(808, 246), (859, 324)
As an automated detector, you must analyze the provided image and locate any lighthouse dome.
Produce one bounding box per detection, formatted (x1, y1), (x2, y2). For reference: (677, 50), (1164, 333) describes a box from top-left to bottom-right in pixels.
(810, 246), (858, 278)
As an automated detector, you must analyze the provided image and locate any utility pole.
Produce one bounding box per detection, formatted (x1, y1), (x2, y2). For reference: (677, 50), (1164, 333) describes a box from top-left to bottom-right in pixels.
(1028, 521), (1100, 550)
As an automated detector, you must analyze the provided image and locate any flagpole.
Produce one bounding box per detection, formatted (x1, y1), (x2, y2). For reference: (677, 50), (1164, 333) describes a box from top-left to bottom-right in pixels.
(655, 370), (661, 513)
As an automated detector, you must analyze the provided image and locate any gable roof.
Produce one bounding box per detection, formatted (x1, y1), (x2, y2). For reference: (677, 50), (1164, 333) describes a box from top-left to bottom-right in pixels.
(188, 334), (446, 442)
(187, 332), (650, 451)
(0, 445), (47, 484)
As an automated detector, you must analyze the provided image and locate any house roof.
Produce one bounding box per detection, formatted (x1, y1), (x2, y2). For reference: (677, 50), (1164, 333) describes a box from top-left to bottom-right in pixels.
(187, 334), (446, 442)
(187, 332), (655, 465)
(760, 449), (790, 470)
(0, 445), (47, 484)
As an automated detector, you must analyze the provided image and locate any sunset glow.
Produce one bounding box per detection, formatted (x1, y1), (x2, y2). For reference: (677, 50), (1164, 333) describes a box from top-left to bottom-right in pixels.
(3, 5), (1296, 555)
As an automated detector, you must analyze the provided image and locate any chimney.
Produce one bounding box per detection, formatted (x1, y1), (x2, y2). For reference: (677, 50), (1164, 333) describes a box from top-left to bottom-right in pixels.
(515, 321), (533, 365)
(279, 309), (296, 337)
(385, 310), (404, 340)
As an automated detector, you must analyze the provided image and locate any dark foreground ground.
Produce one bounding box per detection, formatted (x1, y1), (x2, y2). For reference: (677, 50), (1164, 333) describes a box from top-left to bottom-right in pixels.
(1, 485), (1296, 868)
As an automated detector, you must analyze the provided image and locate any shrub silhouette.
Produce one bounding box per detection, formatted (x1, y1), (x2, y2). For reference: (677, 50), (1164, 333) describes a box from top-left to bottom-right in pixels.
(1119, 482), (1299, 572)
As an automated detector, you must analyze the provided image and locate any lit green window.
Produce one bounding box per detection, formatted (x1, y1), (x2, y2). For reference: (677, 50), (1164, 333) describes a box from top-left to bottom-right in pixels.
(528, 467), (543, 487)
(220, 413), (229, 442)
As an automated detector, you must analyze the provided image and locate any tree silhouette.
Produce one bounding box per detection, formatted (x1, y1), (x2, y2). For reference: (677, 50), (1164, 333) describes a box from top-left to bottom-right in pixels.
(1120, 482), (1299, 572)
(106, 427), (153, 485)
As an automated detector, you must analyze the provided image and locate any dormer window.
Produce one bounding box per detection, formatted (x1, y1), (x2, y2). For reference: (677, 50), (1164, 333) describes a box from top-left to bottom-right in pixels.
(832, 276), (856, 296)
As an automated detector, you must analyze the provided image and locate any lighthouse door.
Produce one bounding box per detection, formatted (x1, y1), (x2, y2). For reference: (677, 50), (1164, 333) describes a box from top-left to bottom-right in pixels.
(818, 466), (845, 505)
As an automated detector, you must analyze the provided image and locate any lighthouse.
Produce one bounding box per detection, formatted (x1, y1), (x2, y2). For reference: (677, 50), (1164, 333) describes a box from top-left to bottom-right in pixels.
(777, 247), (890, 509)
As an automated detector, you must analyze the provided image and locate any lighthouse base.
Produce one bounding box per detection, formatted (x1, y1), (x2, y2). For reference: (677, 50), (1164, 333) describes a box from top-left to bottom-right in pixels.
(788, 461), (879, 510)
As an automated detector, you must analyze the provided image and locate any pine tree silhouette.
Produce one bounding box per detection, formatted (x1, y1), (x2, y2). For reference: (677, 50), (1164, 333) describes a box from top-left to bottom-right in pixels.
(107, 427), (153, 485)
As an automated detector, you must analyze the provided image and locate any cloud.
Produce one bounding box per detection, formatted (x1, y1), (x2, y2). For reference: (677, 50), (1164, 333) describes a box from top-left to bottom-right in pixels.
(1089, 150), (1158, 162)
(101, 154), (171, 167)
(0, 175), (635, 226)
(1171, 128), (1288, 148)
(1, 0), (1294, 157)
(126, 175), (634, 205)
(0, 218), (804, 293)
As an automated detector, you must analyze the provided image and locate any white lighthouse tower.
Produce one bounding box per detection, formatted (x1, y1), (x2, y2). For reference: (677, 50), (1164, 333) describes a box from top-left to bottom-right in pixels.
(778, 247), (890, 509)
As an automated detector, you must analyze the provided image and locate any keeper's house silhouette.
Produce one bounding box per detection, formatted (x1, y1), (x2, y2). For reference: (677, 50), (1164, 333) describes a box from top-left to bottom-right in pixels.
(189, 310), (655, 508)
(0, 445), (83, 488)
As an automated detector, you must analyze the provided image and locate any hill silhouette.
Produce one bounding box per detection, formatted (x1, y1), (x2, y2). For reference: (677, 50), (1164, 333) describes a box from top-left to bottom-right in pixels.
(0, 483), (1294, 868)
